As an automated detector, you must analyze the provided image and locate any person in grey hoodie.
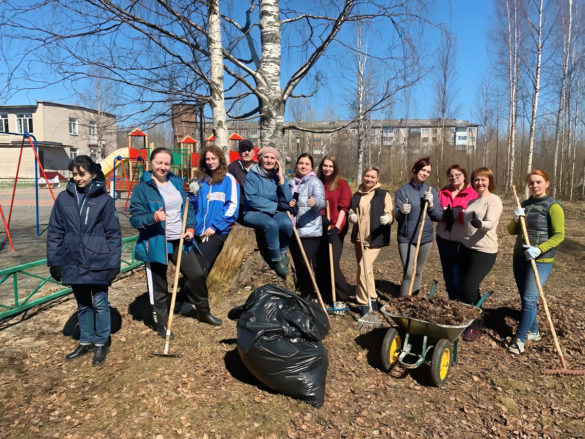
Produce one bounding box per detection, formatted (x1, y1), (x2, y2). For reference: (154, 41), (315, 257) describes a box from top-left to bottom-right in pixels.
(288, 153), (326, 297)
(394, 157), (443, 296)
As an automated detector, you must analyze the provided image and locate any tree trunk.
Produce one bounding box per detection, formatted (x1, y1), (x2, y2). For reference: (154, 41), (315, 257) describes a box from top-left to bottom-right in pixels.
(526, 0), (544, 176)
(208, 0), (228, 153)
(257, 0), (285, 151)
(506, 0), (519, 192)
(553, 0), (573, 198)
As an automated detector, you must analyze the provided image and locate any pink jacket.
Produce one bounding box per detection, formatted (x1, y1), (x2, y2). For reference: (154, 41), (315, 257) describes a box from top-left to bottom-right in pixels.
(437, 184), (478, 242)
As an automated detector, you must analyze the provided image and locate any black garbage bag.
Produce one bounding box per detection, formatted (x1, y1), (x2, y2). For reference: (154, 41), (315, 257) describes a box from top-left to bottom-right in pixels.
(229, 284), (329, 407)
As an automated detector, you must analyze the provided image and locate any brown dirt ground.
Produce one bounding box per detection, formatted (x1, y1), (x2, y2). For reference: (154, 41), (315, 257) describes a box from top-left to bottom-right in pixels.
(1, 197), (584, 439)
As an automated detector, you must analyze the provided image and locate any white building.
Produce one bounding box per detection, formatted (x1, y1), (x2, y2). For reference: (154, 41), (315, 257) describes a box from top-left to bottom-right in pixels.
(0, 101), (116, 178)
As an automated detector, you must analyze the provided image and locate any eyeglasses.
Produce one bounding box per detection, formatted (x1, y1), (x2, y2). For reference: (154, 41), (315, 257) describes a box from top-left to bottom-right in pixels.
(448, 173), (463, 179)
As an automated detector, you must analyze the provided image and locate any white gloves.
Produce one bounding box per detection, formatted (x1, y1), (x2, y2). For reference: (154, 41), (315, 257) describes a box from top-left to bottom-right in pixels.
(523, 244), (541, 260)
(188, 178), (200, 195)
(399, 203), (411, 215)
(423, 192), (434, 208)
(513, 207), (525, 222)
(348, 210), (358, 223)
(380, 213), (391, 225)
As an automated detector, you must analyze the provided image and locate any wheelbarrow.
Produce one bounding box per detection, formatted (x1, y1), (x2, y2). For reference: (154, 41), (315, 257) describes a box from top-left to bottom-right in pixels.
(379, 282), (492, 387)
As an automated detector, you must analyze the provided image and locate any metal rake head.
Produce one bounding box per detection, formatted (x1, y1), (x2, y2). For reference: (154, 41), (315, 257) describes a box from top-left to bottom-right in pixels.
(355, 311), (384, 331)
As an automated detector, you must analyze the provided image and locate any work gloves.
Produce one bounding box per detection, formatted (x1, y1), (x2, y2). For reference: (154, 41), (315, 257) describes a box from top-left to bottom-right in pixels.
(327, 226), (339, 243)
(380, 213), (391, 225)
(523, 245), (541, 260)
(423, 192), (434, 208)
(348, 210), (358, 223)
(50, 266), (62, 282)
(399, 203), (411, 215)
(470, 212), (482, 229)
(188, 178), (200, 195)
(513, 207), (525, 222)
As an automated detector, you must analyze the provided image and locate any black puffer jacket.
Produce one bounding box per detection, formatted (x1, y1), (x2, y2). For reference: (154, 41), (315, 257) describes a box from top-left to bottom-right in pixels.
(47, 179), (121, 286)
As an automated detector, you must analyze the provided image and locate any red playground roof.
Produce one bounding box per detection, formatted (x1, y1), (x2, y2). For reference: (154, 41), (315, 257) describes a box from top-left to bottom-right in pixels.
(229, 133), (244, 140)
(181, 135), (199, 144)
(206, 134), (215, 141)
(129, 128), (147, 137)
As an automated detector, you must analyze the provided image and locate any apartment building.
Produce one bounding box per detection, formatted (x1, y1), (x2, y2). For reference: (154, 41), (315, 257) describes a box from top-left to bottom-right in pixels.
(0, 101), (116, 178)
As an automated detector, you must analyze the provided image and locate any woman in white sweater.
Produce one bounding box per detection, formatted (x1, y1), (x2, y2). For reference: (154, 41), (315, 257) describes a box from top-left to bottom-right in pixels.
(457, 167), (503, 341)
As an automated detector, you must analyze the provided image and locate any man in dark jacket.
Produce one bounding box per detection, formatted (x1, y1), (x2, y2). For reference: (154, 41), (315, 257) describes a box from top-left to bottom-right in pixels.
(227, 139), (256, 222)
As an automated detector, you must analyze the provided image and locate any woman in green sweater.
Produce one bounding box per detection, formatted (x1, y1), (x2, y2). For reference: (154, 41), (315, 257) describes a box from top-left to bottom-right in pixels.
(508, 170), (565, 355)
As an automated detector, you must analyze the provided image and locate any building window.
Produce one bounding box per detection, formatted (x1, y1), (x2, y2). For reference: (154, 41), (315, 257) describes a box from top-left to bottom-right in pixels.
(90, 150), (99, 162)
(468, 127), (474, 133)
(0, 114), (8, 132)
(455, 144), (466, 151)
(16, 113), (33, 133)
(432, 137), (437, 143)
(248, 129), (258, 137)
(89, 121), (97, 137)
(70, 148), (78, 159)
(457, 136), (467, 141)
(422, 137), (428, 142)
(422, 128), (429, 134)
(69, 118), (78, 135)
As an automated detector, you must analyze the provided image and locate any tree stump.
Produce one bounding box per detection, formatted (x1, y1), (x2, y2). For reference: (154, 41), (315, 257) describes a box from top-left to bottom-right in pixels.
(207, 223), (295, 295)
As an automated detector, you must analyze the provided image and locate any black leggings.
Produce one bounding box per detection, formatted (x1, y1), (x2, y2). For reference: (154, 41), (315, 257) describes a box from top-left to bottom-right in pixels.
(196, 233), (228, 276)
(456, 245), (496, 305)
(290, 236), (321, 295)
(317, 231), (352, 302)
(146, 240), (209, 326)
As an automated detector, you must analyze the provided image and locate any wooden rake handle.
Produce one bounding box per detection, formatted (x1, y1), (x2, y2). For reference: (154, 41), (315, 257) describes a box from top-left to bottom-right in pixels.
(163, 197), (190, 354)
(326, 201), (336, 304)
(287, 211), (330, 322)
(511, 185), (567, 369)
(407, 187), (432, 296)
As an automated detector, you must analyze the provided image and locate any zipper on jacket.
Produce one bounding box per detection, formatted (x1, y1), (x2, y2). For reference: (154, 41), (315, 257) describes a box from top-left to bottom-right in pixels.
(203, 182), (212, 233)
(85, 206), (90, 225)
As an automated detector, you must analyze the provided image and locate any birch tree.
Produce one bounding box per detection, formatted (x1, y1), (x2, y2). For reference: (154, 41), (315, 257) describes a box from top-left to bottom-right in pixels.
(505, 0), (520, 191)
(524, 0), (545, 175)
(552, 0), (573, 197)
(208, 0), (228, 151)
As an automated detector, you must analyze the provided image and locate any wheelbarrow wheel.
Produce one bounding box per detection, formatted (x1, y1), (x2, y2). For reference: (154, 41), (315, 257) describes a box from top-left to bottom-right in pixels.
(381, 327), (402, 371)
(430, 338), (452, 387)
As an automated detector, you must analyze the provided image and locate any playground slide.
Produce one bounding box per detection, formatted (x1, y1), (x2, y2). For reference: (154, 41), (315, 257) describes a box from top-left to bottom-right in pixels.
(100, 147), (130, 178)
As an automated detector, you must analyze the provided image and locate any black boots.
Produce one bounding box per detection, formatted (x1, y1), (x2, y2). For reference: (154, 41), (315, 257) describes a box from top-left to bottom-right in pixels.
(157, 325), (174, 340)
(66, 343), (94, 360)
(196, 310), (222, 326)
(66, 342), (109, 366)
(92, 345), (108, 367)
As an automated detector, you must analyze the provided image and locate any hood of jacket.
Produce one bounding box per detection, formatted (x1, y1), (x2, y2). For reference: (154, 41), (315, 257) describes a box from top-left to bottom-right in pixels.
(357, 182), (381, 195)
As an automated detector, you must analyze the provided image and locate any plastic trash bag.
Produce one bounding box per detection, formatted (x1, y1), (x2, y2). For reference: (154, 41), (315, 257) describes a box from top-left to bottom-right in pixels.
(229, 284), (329, 407)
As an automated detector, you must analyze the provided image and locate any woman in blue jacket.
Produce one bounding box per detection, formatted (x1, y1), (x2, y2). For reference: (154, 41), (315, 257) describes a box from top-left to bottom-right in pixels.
(394, 157), (443, 296)
(243, 146), (293, 278)
(129, 148), (221, 335)
(190, 145), (239, 275)
(47, 155), (121, 367)
(288, 153), (326, 297)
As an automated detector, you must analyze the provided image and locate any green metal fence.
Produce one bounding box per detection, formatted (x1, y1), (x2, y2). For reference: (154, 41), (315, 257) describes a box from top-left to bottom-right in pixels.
(0, 235), (143, 320)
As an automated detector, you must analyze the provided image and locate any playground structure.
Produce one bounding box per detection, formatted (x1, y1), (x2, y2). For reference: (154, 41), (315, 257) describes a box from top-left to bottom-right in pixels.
(0, 132), (58, 250)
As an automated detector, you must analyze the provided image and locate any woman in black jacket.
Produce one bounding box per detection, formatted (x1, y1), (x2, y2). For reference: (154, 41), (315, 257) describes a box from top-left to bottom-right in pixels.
(47, 156), (121, 367)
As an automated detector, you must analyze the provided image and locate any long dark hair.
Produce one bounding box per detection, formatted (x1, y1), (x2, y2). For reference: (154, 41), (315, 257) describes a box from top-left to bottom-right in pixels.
(69, 155), (105, 181)
(198, 145), (228, 184)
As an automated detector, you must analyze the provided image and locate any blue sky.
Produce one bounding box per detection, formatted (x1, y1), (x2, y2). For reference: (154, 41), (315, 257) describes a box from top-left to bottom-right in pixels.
(2, 0), (496, 125)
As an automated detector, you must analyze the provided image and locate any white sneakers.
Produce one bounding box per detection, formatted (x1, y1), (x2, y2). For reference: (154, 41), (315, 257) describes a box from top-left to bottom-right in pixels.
(508, 339), (525, 355)
(527, 331), (542, 342)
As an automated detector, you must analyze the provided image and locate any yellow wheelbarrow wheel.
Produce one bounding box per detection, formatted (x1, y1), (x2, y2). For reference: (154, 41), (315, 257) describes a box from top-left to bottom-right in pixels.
(430, 338), (452, 387)
(381, 328), (402, 371)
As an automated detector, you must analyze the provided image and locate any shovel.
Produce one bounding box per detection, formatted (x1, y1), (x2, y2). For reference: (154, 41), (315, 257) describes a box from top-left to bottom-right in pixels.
(511, 185), (585, 375)
(150, 198), (191, 358)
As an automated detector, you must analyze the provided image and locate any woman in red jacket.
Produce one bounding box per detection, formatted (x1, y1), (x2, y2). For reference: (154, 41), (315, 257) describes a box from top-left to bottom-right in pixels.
(436, 164), (477, 299)
(317, 156), (354, 311)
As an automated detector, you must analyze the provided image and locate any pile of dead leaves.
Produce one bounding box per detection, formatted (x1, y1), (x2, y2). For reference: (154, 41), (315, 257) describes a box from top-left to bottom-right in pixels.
(383, 295), (481, 325)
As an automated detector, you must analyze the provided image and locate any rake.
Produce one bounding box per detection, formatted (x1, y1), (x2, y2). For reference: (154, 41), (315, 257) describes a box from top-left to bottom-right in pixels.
(354, 208), (383, 331)
(512, 185), (585, 376)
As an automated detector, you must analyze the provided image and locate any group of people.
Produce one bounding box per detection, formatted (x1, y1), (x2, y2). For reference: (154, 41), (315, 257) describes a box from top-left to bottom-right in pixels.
(47, 140), (565, 367)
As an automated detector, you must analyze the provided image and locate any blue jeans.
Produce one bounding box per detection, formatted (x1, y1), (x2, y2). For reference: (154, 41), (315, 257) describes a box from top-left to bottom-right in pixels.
(244, 211), (292, 261)
(436, 235), (460, 300)
(73, 285), (111, 345)
(513, 255), (553, 342)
